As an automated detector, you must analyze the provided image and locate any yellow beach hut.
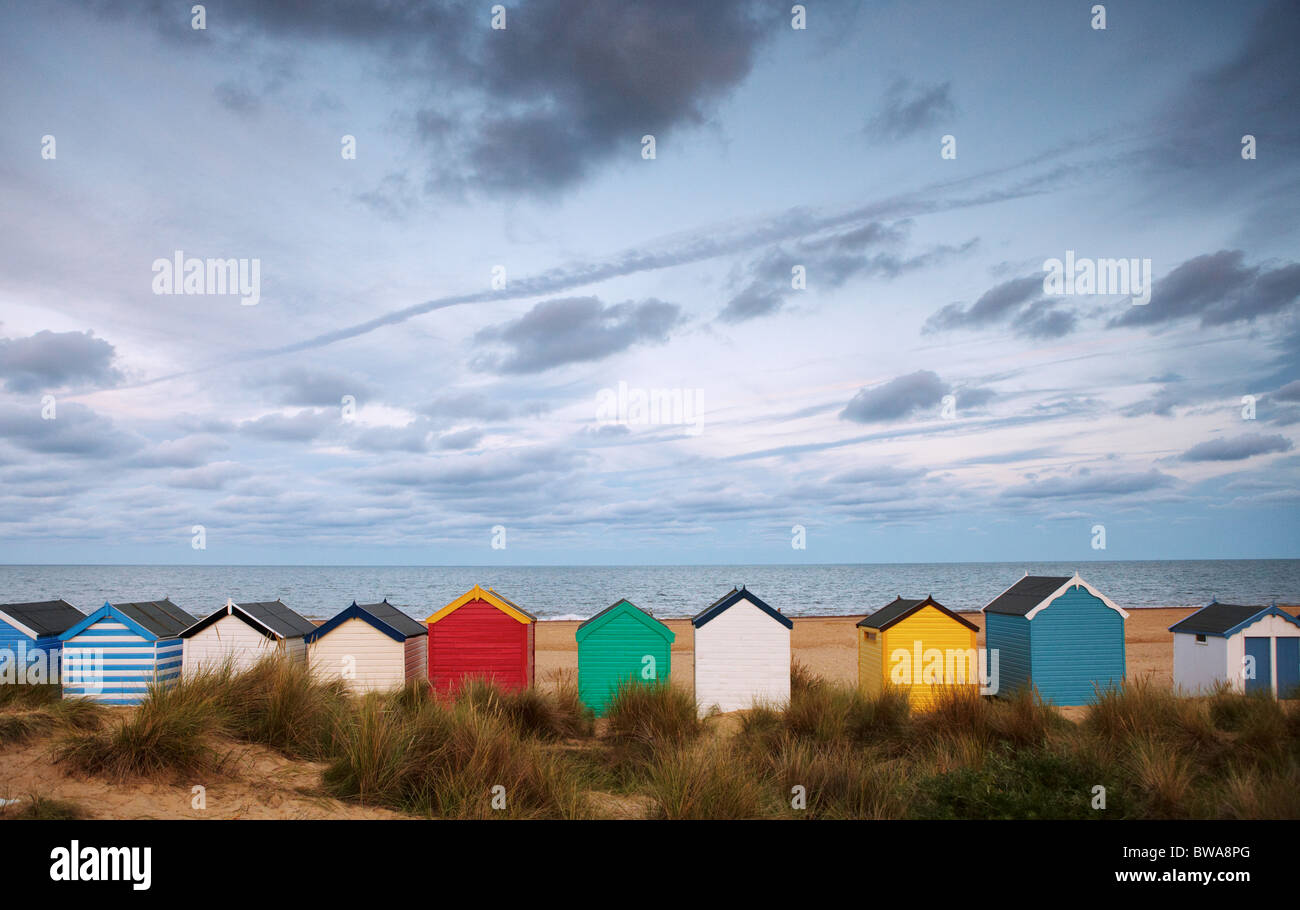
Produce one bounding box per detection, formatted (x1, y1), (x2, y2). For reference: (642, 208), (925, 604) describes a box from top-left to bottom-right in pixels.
(857, 595), (980, 708)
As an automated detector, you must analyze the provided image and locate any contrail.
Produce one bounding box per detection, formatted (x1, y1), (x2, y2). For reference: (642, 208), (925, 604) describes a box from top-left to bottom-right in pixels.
(116, 140), (1117, 391)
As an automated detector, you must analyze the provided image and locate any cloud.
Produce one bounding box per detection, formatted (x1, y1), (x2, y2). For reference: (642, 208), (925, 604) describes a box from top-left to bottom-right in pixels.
(165, 461), (249, 490)
(126, 147), (1063, 373)
(1180, 433), (1294, 462)
(417, 392), (548, 423)
(866, 78), (956, 141)
(923, 275), (1078, 339)
(355, 172), (417, 222)
(263, 367), (372, 408)
(831, 465), (927, 485)
(435, 428), (484, 451)
(0, 330), (123, 393)
(0, 402), (140, 458)
(474, 296), (683, 374)
(1273, 380), (1300, 402)
(840, 370), (947, 423)
(416, 1), (771, 196)
(1157, 0), (1300, 175)
(141, 0), (771, 197)
(1017, 301), (1078, 339)
(719, 222), (975, 323)
(214, 81), (260, 116)
(1003, 469), (1176, 500)
(130, 434), (230, 469)
(238, 409), (337, 442)
(1110, 251), (1300, 329)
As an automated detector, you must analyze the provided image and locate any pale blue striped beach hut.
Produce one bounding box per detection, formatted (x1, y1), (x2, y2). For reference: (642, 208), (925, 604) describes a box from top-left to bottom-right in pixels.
(58, 599), (197, 704)
(0, 600), (85, 686)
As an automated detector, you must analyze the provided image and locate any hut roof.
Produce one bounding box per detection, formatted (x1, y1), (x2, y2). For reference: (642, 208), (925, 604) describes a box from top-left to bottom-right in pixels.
(692, 586), (793, 630)
(304, 600), (427, 644)
(983, 576), (1072, 616)
(426, 585), (535, 625)
(111, 599), (197, 638)
(857, 595), (978, 632)
(0, 600), (85, 638)
(982, 573), (1128, 620)
(1168, 602), (1300, 637)
(576, 598), (675, 643)
(181, 598), (317, 640)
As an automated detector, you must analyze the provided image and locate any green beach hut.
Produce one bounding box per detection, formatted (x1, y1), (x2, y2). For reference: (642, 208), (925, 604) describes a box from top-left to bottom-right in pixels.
(576, 599), (676, 716)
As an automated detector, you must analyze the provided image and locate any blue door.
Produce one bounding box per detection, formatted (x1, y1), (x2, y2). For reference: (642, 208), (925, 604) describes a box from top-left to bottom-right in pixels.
(1276, 637), (1300, 698)
(1244, 637), (1272, 694)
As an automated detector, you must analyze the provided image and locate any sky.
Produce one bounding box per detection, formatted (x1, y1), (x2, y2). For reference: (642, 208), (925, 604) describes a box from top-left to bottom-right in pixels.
(0, 0), (1298, 566)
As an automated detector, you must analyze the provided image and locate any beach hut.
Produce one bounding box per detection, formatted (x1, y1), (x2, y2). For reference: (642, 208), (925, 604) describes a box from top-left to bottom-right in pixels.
(692, 586), (792, 716)
(303, 600), (427, 693)
(981, 573), (1127, 706)
(180, 598), (317, 677)
(0, 600), (85, 686)
(857, 595), (979, 708)
(426, 586), (536, 694)
(576, 599), (676, 716)
(58, 599), (197, 704)
(1169, 601), (1300, 698)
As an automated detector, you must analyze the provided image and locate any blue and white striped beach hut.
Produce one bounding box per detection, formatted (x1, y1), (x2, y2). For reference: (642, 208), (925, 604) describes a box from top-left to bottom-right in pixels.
(58, 599), (197, 704)
(0, 600), (85, 686)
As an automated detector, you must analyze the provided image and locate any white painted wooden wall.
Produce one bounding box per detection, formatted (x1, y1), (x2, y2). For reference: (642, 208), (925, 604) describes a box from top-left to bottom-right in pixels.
(693, 598), (791, 716)
(308, 617), (409, 693)
(1172, 632), (1228, 694)
(182, 614), (305, 678)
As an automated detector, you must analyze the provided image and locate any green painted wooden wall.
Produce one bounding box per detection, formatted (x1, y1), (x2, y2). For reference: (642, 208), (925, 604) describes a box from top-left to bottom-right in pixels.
(575, 600), (674, 716)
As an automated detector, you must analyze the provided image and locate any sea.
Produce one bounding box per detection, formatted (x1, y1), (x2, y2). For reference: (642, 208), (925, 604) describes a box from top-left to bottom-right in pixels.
(2, 560), (1298, 622)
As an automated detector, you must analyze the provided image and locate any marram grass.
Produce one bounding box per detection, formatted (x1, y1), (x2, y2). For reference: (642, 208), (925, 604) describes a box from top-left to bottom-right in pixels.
(9, 659), (1300, 819)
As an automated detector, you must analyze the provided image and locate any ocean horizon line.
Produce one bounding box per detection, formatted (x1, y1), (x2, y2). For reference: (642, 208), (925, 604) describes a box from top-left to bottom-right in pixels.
(3, 557), (1297, 569)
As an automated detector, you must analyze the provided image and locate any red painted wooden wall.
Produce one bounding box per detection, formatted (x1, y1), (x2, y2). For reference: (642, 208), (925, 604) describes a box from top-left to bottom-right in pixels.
(428, 599), (532, 693)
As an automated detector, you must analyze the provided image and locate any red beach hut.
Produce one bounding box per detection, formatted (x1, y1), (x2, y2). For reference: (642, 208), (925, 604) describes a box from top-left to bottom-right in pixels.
(425, 585), (536, 693)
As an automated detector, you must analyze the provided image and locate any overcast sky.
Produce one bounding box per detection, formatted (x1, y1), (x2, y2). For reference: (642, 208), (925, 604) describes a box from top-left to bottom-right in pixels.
(1, 0), (1298, 565)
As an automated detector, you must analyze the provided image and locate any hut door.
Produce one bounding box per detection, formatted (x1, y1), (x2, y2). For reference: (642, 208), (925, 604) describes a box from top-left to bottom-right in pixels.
(1244, 637), (1272, 694)
(1276, 637), (1300, 698)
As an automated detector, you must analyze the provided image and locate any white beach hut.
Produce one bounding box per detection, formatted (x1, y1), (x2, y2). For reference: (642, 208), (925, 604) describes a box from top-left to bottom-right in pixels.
(180, 598), (317, 677)
(304, 600), (428, 693)
(691, 586), (793, 716)
(1170, 601), (1300, 697)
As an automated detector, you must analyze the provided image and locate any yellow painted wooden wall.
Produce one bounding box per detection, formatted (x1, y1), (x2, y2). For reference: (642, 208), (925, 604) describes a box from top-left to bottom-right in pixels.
(858, 605), (978, 709)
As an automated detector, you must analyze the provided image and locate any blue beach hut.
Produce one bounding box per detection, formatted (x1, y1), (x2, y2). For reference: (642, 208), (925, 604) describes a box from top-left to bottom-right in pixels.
(58, 599), (197, 704)
(982, 573), (1128, 706)
(0, 600), (85, 686)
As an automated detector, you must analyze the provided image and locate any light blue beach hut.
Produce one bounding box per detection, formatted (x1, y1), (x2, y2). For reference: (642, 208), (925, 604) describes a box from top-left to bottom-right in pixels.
(982, 573), (1128, 706)
(58, 599), (197, 704)
(0, 600), (85, 686)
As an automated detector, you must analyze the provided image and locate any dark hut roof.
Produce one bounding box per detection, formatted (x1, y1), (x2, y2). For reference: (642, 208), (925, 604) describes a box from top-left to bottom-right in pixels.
(181, 599), (318, 640)
(857, 596), (978, 632)
(692, 587), (793, 629)
(983, 576), (1071, 616)
(0, 600), (85, 638)
(353, 600), (427, 638)
(111, 599), (197, 638)
(1168, 602), (1293, 637)
(237, 600), (318, 638)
